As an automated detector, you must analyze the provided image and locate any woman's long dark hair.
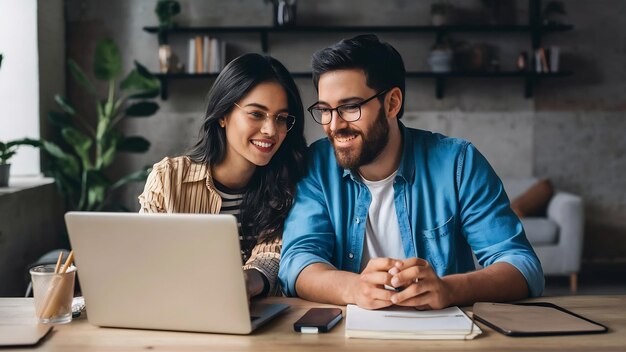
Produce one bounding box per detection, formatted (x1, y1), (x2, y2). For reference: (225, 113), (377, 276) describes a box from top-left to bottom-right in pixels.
(187, 53), (307, 241)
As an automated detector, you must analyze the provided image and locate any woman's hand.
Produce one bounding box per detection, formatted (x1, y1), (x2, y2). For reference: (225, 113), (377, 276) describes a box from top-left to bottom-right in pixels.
(244, 269), (266, 299)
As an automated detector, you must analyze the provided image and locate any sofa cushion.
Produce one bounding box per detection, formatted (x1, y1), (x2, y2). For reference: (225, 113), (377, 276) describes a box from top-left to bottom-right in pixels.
(509, 178), (554, 217)
(521, 218), (559, 245)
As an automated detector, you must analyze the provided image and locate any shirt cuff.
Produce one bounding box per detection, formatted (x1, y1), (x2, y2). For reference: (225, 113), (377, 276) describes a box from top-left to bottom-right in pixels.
(494, 254), (545, 297)
(243, 256), (280, 296)
(279, 253), (334, 297)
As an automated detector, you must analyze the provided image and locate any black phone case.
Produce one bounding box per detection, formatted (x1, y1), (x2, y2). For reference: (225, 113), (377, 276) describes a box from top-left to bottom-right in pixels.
(293, 308), (343, 333)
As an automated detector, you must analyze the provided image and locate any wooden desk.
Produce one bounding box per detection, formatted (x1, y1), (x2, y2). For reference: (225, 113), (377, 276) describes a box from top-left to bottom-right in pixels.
(1, 295), (624, 351)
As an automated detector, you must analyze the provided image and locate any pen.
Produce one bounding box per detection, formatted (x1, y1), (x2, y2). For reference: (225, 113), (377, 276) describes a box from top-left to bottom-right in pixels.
(383, 314), (465, 319)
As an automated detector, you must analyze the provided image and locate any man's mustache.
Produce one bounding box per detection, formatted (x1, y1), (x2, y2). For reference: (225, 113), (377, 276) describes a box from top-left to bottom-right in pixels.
(329, 128), (362, 140)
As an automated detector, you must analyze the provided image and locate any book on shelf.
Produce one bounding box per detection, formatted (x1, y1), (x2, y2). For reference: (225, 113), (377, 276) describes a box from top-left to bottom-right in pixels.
(534, 47), (560, 73)
(187, 38), (195, 74)
(549, 46), (560, 72)
(203, 36), (210, 73)
(345, 304), (482, 340)
(208, 38), (227, 73)
(195, 36), (203, 73)
(187, 36), (227, 74)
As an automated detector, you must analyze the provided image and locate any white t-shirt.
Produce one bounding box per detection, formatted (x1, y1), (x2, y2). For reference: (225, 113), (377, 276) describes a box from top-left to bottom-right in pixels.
(359, 169), (405, 272)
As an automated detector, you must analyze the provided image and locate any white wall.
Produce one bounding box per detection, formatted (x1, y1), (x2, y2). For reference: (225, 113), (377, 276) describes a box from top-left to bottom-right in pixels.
(0, 0), (40, 175)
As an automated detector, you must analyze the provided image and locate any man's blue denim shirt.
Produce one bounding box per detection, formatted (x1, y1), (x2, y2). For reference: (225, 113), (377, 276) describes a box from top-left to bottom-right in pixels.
(279, 122), (544, 298)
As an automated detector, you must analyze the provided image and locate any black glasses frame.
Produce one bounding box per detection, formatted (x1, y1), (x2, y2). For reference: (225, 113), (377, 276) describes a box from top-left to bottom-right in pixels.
(307, 89), (389, 125)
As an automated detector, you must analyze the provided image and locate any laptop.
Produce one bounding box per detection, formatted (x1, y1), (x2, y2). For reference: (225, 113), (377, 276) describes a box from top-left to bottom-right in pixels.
(64, 212), (289, 334)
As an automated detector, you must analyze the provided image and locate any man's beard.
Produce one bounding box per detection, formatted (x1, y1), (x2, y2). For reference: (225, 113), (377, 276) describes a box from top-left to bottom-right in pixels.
(328, 108), (389, 170)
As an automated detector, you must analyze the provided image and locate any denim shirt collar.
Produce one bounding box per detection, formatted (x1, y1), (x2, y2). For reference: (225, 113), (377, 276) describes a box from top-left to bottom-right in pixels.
(341, 120), (415, 185)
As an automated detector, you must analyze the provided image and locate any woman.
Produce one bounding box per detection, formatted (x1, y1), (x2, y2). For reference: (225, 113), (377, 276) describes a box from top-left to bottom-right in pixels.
(138, 53), (307, 297)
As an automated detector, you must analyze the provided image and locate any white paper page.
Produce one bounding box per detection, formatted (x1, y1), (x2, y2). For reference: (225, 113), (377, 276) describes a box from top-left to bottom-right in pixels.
(346, 304), (473, 333)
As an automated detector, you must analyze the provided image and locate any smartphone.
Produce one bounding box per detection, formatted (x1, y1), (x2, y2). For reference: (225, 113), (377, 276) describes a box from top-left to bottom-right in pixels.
(293, 308), (343, 333)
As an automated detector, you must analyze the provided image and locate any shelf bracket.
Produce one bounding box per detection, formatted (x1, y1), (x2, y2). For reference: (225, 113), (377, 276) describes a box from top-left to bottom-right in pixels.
(260, 30), (269, 54)
(435, 77), (445, 99)
(530, 0), (542, 49)
(158, 76), (168, 100)
(524, 75), (534, 98)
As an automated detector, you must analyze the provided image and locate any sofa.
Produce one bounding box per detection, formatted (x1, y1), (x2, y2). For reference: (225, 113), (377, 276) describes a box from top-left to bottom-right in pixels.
(502, 178), (584, 293)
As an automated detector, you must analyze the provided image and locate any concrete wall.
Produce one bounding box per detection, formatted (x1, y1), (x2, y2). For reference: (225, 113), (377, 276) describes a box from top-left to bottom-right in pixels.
(63, 0), (626, 263)
(0, 180), (65, 296)
(0, 0), (66, 297)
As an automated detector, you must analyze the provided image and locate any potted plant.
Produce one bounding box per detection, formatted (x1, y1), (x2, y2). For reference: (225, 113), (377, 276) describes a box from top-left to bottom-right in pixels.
(543, 1), (566, 25)
(430, 1), (452, 26)
(155, 0), (181, 73)
(41, 38), (160, 211)
(0, 138), (40, 187)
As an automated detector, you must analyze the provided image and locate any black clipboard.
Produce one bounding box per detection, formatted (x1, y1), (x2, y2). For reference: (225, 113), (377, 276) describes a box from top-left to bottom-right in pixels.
(473, 302), (608, 337)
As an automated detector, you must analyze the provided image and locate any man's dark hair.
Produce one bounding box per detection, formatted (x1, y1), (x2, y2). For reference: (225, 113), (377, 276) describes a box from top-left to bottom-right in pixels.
(311, 34), (406, 118)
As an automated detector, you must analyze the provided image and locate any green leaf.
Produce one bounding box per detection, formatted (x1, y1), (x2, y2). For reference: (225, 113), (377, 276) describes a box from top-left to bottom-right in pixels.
(120, 69), (161, 94)
(110, 167), (150, 190)
(6, 138), (41, 148)
(134, 61), (154, 79)
(125, 102), (159, 117)
(54, 95), (77, 116)
(61, 127), (93, 169)
(117, 136), (150, 153)
(93, 38), (122, 81)
(61, 127), (92, 151)
(96, 117), (110, 140)
(120, 67), (160, 99)
(155, 0), (181, 27)
(48, 111), (73, 127)
(85, 170), (109, 211)
(99, 138), (118, 168)
(68, 59), (97, 96)
(0, 151), (16, 163)
(42, 141), (81, 178)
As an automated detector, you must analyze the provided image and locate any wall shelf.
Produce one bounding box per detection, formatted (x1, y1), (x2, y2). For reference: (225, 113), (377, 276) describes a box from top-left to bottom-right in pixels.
(144, 23), (572, 54)
(153, 70), (572, 100)
(144, 0), (573, 100)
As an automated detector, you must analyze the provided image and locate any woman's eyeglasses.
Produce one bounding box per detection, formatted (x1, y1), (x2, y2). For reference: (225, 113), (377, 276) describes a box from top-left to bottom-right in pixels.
(234, 103), (296, 132)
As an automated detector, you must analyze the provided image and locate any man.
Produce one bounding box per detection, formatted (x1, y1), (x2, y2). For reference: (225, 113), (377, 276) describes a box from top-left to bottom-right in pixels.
(278, 34), (543, 310)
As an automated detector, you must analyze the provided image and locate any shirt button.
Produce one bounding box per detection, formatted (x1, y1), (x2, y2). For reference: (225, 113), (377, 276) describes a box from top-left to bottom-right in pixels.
(348, 253), (354, 259)
(355, 218), (360, 224)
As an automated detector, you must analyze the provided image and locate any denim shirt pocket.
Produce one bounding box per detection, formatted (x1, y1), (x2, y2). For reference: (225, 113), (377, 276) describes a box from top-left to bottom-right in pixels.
(420, 215), (456, 273)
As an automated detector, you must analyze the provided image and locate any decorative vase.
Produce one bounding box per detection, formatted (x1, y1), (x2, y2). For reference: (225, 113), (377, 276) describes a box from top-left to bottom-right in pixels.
(274, 0), (297, 27)
(0, 163), (10, 187)
(431, 14), (447, 26)
(428, 50), (453, 72)
(158, 44), (173, 73)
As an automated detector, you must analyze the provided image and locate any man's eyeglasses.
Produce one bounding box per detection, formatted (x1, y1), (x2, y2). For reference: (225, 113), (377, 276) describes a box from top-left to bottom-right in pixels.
(234, 103), (296, 133)
(307, 89), (389, 125)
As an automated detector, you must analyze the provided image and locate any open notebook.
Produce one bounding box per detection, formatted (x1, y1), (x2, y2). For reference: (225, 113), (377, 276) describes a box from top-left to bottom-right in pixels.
(345, 304), (482, 340)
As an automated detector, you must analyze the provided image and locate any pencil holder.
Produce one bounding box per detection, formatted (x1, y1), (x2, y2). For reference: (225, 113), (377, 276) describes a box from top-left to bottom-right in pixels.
(30, 264), (76, 324)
